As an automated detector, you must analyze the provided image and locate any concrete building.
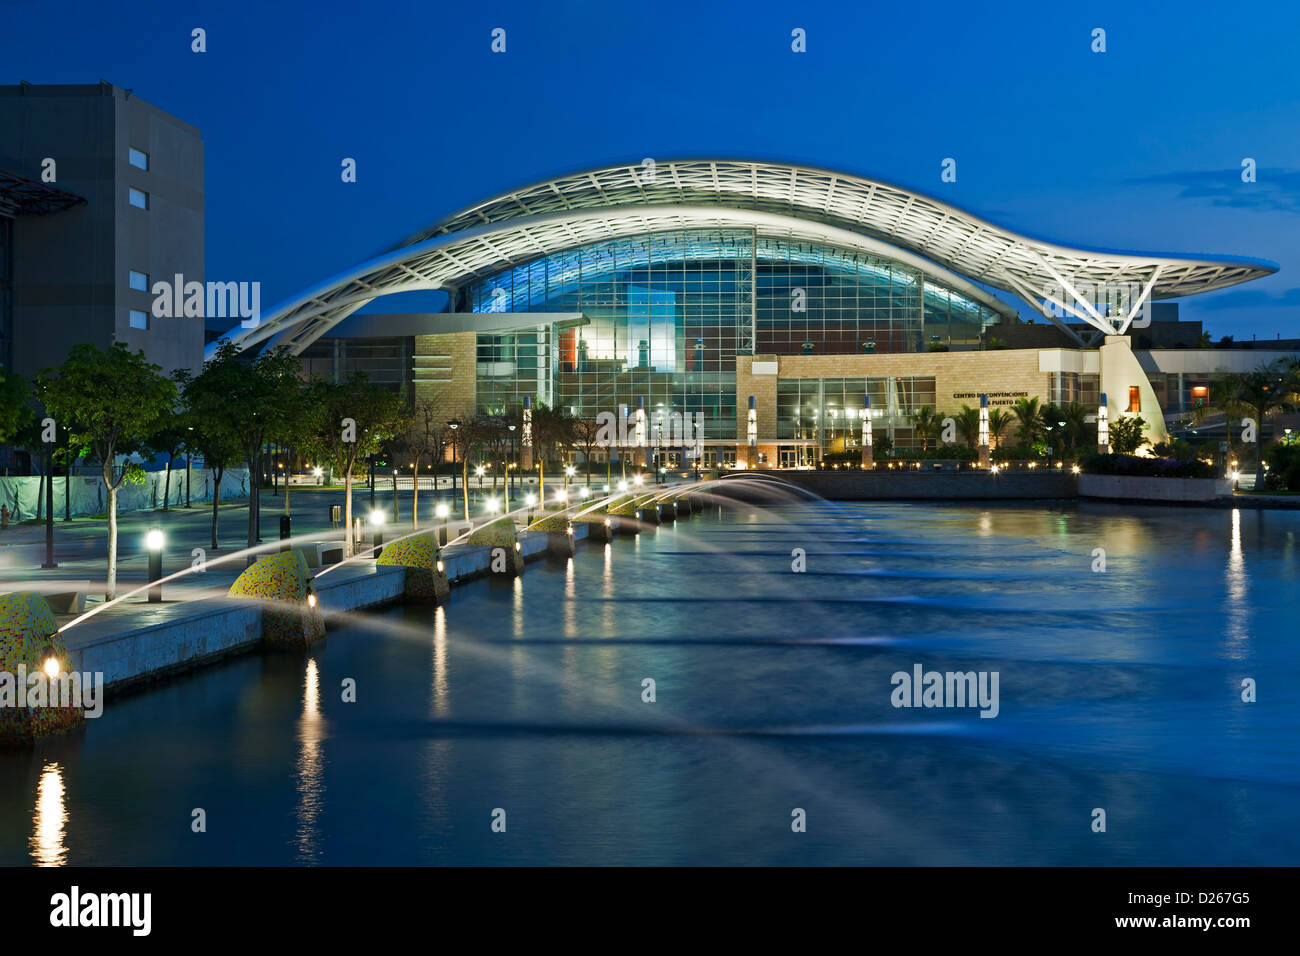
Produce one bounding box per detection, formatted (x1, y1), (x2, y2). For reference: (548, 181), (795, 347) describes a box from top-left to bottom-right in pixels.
(0, 81), (204, 379)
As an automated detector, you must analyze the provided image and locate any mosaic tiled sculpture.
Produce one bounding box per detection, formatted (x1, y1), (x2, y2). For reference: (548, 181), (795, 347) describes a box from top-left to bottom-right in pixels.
(0, 592), (84, 746)
(228, 551), (325, 649)
(377, 533), (450, 603)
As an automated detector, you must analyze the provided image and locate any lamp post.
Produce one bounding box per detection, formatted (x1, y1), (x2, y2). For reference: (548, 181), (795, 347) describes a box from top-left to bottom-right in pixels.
(508, 423), (516, 499)
(369, 509), (385, 558)
(41, 430), (56, 569)
(185, 426), (194, 508)
(448, 419), (461, 510)
(978, 394), (990, 470)
(435, 502), (450, 546)
(861, 401), (873, 470)
(146, 528), (164, 603)
(1097, 393), (1110, 454)
(746, 395), (757, 468)
(564, 464), (574, 498)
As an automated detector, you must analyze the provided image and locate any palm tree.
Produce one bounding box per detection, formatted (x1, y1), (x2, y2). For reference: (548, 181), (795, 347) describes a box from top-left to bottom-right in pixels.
(987, 408), (1012, 449)
(1012, 396), (1044, 447)
(1205, 372), (1247, 458)
(912, 405), (941, 451)
(1234, 359), (1300, 468)
(1059, 401), (1089, 455)
(955, 405), (981, 449)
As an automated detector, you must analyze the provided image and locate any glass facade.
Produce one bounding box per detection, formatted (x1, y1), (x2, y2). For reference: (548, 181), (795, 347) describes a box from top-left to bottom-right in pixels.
(776, 376), (937, 447)
(299, 337), (411, 399)
(463, 229), (998, 438)
(1048, 371), (1100, 407)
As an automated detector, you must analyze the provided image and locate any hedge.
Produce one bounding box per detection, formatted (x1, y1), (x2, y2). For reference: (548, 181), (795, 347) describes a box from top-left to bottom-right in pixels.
(1080, 452), (1216, 479)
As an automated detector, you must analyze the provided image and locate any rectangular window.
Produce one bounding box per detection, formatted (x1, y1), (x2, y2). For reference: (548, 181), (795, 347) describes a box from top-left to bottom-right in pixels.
(129, 309), (149, 330)
(128, 147), (149, 171)
(129, 270), (148, 292)
(1127, 385), (1141, 413)
(128, 188), (149, 210)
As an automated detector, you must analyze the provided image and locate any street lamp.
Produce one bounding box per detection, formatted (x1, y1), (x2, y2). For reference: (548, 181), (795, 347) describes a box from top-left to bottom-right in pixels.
(485, 496), (501, 514)
(435, 502), (450, 546)
(369, 508), (386, 557)
(145, 528), (165, 603)
(447, 419), (461, 509)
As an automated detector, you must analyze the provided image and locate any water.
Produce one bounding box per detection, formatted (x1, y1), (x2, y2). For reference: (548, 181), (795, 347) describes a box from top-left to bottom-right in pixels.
(3, 501), (1297, 865)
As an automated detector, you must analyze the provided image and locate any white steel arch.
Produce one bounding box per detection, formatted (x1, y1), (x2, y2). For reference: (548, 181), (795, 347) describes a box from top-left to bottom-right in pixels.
(213, 159), (1278, 356)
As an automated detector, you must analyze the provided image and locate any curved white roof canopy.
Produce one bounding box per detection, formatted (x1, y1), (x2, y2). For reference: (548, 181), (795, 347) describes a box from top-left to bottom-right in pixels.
(216, 159), (1277, 356)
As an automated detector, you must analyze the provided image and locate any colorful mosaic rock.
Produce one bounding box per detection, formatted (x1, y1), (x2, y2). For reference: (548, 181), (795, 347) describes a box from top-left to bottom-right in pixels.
(467, 517), (524, 575)
(0, 592), (84, 746)
(377, 533), (449, 603)
(228, 551), (325, 649)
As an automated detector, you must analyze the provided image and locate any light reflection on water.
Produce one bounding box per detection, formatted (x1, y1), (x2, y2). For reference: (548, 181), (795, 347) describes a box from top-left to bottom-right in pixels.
(294, 658), (324, 864)
(30, 762), (66, 866)
(4, 501), (1298, 866)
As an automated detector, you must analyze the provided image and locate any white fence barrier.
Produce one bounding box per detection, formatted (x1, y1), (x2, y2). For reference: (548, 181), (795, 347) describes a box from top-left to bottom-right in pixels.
(0, 468), (251, 520)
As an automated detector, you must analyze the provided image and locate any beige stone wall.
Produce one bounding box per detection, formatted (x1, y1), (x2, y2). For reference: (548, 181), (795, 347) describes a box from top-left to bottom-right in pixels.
(413, 331), (478, 424)
(738, 349), (1054, 443)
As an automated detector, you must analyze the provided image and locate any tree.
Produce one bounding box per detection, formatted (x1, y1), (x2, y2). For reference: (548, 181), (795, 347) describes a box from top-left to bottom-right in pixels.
(178, 356), (246, 550)
(954, 405), (981, 449)
(573, 417), (603, 485)
(147, 418), (190, 511)
(1110, 415), (1147, 455)
(987, 408), (1012, 449)
(202, 344), (305, 563)
(1233, 359), (1299, 468)
(403, 399), (447, 528)
(1057, 401), (1090, 455)
(0, 370), (31, 446)
(301, 374), (406, 557)
(36, 343), (175, 599)
(1012, 396), (1044, 446)
(911, 405), (941, 451)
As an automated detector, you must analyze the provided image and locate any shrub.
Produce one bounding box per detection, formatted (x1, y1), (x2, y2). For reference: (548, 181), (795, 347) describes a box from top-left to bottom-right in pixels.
(894, 445), (977, 461)
(1080, 453), (1215, 479)
(991, 443), (1043, 462)
(1109, 416), (1147, 454)
(1262, 442), (1300, 492)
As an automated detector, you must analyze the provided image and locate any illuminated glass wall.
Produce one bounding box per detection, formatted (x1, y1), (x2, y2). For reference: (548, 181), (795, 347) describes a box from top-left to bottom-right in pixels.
(776, 376), (937, 446)
(463, 230), (996, 439)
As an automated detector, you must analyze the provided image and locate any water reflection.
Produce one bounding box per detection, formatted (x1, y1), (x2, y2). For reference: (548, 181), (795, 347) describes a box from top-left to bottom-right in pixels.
(431, 605), (448, 717)
(1226, 508), (1249, 646)
(30, 762), (67, 866)
(295, 658), (325, 864)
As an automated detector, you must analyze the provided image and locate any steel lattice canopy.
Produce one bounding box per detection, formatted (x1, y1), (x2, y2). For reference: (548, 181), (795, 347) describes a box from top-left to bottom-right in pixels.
(216, 159), (1278, 356)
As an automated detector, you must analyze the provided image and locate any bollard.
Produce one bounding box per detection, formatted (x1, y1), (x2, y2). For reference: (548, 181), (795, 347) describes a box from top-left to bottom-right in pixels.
(280, 515), (292, 553)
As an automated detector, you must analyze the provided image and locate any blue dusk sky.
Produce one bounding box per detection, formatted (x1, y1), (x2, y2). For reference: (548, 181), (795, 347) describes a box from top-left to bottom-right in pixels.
(4, 0), (1300, 340)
